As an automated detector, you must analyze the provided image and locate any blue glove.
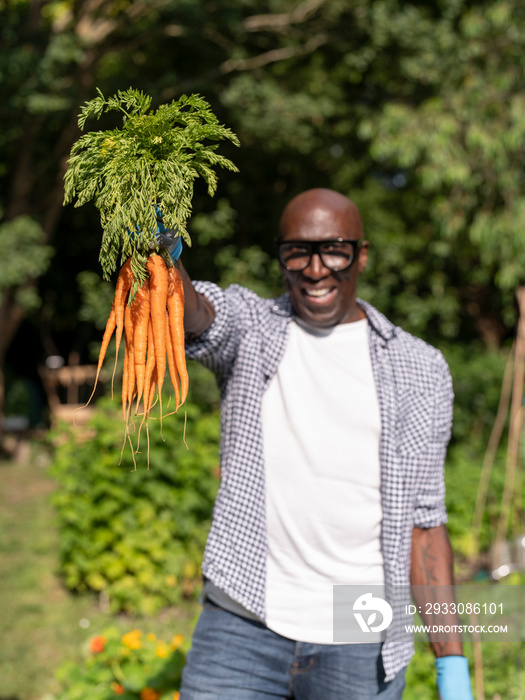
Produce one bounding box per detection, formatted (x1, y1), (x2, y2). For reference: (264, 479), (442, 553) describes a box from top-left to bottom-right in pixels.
(435, 656), (474, 700)
(155, 207), (182, 262)
(128, 207), (183, 261)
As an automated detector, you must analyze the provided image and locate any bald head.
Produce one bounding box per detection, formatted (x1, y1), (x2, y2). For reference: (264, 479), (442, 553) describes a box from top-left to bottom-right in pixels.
(278, 188), (364, 242)
(276, 188), (368, 326)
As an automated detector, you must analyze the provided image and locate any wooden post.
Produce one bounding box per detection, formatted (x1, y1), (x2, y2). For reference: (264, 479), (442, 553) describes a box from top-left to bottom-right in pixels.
(496, 286), (525, 544)
(471, 343), (514, 558)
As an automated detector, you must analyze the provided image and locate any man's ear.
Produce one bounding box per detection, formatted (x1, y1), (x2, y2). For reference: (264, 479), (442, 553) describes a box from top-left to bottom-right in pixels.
(358, 241), (369, 273)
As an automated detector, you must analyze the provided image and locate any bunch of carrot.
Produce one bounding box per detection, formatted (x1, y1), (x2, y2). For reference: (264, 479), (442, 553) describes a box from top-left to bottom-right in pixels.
(88, 254), (187, 465)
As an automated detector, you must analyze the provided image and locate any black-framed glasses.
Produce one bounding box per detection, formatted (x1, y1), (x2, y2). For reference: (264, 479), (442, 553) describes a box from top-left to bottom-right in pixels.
(275, 238), (361, 272)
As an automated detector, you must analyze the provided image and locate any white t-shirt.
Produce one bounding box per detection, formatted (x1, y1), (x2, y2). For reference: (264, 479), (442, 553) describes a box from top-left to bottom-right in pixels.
(262, 317), (384, 643)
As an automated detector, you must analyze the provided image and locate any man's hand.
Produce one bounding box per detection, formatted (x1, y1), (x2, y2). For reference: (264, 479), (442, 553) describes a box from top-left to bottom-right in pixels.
(153, 209), (215, 337)
(155, 208), (183, 261)
(156, 229), (183, 261)
(435, 656), (474, 700)
(175, 261), (216, 338)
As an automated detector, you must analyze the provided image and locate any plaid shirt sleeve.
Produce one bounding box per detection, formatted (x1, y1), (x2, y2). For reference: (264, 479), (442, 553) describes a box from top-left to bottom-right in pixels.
(184, 281), (260, 380)
(183, 281), (236, 370)
(412, 354), (453, 528)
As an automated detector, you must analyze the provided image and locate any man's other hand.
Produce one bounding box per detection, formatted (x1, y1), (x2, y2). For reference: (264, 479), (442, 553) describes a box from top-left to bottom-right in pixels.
(435, 656), (474, 700)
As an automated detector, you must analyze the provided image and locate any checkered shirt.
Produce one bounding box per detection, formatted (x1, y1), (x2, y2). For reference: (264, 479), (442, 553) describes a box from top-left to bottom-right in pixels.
(186, 281), (453, 681)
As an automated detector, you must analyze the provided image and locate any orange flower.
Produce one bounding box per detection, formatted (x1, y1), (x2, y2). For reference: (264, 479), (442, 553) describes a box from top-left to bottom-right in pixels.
(112, 682), (125, 695)
(155, 643), (169, 658)
(171, 634), (184, 650)
(173, 692), (180, 700)
(139, 688), (160, 700)
(122, 629), (142, 650)
(89, 635), (106, 653)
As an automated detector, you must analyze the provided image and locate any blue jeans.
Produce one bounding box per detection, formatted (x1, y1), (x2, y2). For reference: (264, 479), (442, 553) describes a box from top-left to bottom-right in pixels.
(180, 600), (406, 699)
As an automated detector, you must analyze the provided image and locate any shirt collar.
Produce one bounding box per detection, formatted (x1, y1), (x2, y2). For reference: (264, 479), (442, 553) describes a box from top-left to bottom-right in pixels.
(270, 293), (294, 317)
(357, 298), (396, 342)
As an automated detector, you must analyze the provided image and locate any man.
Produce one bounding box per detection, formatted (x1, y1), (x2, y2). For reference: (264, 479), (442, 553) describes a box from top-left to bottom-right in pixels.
(174, 188), (473, 699)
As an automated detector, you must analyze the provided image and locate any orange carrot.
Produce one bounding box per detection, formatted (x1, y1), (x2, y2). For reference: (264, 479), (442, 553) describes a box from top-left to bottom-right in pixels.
(166, 311), (181, 409)
(82, 305), (116, 408)
(144, 366), (158, 470)
(123, 299), (136, 418)
(146, 366), (158, 418)
(142, 318), (157, 418)
(121, 326), (130, 422)
(119, 303), (137, 467)
(112, 259), (133, 390)
(82, 258), (132, 411)
(146, 254), (169, 424)
(136, 318), (157, 453)
(146, 255), (168, 388)
(85, 254), (191, 465)
(131, 278), (150, 410)
(167, 266), (188, 407)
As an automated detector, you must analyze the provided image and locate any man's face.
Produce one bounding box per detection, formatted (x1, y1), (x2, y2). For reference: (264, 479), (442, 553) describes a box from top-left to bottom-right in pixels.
(279, 194), (368, 328)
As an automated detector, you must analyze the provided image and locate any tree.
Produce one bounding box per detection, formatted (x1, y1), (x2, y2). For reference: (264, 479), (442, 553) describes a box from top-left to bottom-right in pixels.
(0, 0), (221, 422)
(360, 0), (525, 346)
(3, 0), (524, 424)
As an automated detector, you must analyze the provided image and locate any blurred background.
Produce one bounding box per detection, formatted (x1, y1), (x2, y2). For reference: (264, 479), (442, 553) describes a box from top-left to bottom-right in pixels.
(1, 1), (525, 698)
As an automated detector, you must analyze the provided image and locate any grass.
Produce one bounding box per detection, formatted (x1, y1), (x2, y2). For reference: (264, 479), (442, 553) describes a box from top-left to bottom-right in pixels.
(0, 442), (200, 700)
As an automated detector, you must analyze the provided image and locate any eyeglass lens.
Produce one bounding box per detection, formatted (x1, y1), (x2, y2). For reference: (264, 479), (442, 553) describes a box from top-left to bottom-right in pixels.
(279, 240), (357, 272)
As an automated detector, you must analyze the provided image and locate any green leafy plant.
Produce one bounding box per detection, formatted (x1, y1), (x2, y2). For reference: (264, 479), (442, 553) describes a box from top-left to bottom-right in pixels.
(49, 364), (220, 614)
(52, 627), (185, 700)
(63, 87), (239, 284)
(0, 210), (53, 312)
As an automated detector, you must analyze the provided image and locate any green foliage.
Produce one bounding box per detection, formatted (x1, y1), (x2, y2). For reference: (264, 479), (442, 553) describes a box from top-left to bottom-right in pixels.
(441, 342), (509, 445)
(0, 451), (200, 700)
(221, 74), (339, 154)
(437, 343), (514, 558)
(0, 213), (53, 311)
(51, 627), (185, 700)
(404, 641), (525, 700)
(444, 442), (507, 559)
(4, 372), (31, 417)
(50, 373), (220, 615)
(479, 635), (525, 699)
(215, 245), (283, 298)
(63, 87), (240, 284)
(360, 0), (525, 336)
(76, 270), (115, 330)
(8, 0), (525, 385)
(403, 644), (438, 700)
(354, 180), (464, 343)
(190, 198), (237, 247)
(184, 200), (285, 298)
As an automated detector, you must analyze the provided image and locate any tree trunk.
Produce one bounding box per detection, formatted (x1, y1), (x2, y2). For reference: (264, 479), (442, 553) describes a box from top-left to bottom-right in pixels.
(0, 291), (27, 435)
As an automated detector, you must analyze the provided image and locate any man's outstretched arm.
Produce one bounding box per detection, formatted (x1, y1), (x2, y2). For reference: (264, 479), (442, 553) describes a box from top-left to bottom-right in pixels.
(411, 525), (473, 699)
(175, 260), (216, 339)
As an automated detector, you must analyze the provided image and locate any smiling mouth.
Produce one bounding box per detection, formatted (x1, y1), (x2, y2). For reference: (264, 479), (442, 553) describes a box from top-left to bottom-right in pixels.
(303, 287), (336, 303)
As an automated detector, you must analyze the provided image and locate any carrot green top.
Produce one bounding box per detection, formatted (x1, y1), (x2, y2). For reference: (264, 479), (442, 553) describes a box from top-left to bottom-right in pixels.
(63, 87), (239, 286)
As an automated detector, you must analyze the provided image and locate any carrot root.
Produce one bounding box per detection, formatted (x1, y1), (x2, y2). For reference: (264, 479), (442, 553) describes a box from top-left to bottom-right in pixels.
(167, 266), (188, 408)
(91, 255), (189, 466)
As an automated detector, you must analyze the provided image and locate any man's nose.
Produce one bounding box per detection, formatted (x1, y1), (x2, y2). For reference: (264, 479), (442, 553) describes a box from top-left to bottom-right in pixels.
(303, 252), (330, 278)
